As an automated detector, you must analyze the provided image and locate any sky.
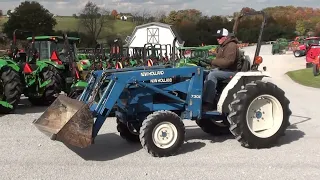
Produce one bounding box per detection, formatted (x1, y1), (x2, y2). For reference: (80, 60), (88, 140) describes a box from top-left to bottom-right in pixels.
(0, 0), (319, 16)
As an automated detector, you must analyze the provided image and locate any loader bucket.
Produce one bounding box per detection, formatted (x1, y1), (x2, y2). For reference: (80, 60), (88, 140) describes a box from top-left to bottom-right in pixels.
(33, 95), (94, 148)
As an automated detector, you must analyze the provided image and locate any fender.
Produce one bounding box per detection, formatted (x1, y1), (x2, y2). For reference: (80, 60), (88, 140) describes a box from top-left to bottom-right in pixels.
(71, 80), (88, 88)
(37, 60), (65, 71)
(0, 59), (8, 70)
(0, 59), (20, 72)
(217, 71), (271, 113)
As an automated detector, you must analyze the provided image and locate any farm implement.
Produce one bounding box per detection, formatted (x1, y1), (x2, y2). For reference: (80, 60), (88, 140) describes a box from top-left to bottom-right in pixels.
(33, 10), (291, 157)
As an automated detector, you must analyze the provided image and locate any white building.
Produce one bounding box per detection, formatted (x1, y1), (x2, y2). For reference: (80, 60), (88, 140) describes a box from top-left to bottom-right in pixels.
(125, 22), (185, 56)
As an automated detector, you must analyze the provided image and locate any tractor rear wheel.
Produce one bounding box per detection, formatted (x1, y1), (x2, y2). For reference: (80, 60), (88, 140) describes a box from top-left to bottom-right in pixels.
(139, 110), (185, 157)
(28, 66), (60, 106)
(116, 118), (140, 143)
(196, 118), (231, 136)
(313, 63), (319, 76)
(227, 80), (291, 148)
(0, 66), (22, 113)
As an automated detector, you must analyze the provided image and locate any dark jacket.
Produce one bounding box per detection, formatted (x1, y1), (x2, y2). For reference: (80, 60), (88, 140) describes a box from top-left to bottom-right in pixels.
(211, 37), (239, 71)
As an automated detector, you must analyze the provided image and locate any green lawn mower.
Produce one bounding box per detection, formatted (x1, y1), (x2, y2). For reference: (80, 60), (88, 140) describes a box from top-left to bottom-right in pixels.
(272, 38), (289, 55)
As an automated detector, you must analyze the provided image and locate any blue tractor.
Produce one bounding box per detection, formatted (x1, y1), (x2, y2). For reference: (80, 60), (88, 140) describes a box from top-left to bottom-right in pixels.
(33, 11), (291, 157)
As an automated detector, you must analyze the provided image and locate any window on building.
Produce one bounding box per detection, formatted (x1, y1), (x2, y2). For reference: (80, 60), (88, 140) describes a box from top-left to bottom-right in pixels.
(147, 28), (159, 44)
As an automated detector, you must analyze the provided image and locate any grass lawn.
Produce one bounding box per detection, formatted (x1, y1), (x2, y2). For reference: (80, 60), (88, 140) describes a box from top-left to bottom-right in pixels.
(286, 68), (320, 88)
(0, 16), (136, 37)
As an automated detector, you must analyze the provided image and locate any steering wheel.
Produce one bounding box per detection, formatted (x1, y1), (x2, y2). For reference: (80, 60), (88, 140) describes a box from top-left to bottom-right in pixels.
(197, 59), (211, 67)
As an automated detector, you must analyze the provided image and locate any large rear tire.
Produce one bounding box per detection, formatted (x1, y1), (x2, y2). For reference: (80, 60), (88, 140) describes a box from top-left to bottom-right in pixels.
(139, 110), (185, 157)
(0, 66), (22, 113)
(28, 66), (60, 106)
(227, 80), (291, 148)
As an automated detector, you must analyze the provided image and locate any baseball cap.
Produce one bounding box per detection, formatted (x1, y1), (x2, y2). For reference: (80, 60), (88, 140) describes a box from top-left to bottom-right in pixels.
(214, 28), (229, 37)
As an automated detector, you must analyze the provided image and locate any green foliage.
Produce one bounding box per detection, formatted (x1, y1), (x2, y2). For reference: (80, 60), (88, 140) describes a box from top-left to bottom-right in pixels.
(3, 1), (56, 38)
(295, 20), (305, 35)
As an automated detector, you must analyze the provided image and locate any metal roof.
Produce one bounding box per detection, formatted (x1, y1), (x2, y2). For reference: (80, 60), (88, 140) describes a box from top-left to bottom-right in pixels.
(125, 22), (185, 46)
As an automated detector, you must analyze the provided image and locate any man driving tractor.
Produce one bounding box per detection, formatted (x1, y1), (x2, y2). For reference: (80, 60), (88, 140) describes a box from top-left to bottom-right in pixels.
(202, 28), (239, 111)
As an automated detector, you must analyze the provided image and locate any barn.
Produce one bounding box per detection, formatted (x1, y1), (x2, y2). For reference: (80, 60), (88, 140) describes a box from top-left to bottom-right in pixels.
(125, 22), (185, 56)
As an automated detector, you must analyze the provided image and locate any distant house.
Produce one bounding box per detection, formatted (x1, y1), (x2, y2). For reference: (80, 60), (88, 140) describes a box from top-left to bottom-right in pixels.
(120, 15), (128, 21)
(118, 12), (132, 21)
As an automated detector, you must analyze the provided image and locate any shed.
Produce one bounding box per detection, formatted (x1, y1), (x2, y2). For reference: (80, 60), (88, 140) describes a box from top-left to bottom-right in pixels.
(125, 22), (185, 56)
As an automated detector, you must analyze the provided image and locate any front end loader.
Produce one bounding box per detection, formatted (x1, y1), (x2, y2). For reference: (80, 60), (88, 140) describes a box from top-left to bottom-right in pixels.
(33, 10), (292, 157)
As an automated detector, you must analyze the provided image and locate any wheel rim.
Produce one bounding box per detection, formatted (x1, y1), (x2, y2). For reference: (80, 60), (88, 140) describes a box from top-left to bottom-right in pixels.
(246, 94), (284, 138)
(211, 120), (228, 127)
(295, 51), (299, 56)
(152, 121), (178, 149)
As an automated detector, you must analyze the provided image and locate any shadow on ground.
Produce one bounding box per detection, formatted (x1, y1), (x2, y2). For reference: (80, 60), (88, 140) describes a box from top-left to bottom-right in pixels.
(67, 131), (206, 161)
(0, 98), (48, 116)
(14, 98), (48, 114)
(185, 126), (234, 143)
(276, 114), (310, 147)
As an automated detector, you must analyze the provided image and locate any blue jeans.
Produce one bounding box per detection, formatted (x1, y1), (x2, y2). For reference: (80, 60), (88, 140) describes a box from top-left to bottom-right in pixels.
(203, 69), (235, 104)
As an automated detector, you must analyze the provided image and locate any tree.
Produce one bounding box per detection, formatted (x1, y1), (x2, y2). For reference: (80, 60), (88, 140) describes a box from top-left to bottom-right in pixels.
(111, 9), (118, 19)
(295, 20), (306, 35)
(3, 1), (56, 38)
(154, 10), (166, 23)
(0, 10), (3, 16)
(78, 1), (111, 44)
(6, 10), (11, 16)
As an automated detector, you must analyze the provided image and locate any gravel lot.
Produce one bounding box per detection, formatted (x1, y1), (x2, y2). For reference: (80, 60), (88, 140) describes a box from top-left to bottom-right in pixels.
(1, 45), (319, 180)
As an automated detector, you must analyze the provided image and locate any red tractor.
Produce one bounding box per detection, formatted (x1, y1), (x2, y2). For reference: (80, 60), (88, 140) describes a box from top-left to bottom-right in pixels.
(292, 36), (320, 58)
(304, 37), (320, 68)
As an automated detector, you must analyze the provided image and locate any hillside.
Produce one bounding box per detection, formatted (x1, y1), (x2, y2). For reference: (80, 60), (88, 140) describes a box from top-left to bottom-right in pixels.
(0, 16), (136, 38)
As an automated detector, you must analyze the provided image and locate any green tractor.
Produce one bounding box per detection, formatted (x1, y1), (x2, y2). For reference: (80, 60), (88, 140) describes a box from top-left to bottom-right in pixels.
(271, 38), (289, 55)
(16, 33), (63, 105)
(24, 34), (89, 100)
(0, 29), (62, 107)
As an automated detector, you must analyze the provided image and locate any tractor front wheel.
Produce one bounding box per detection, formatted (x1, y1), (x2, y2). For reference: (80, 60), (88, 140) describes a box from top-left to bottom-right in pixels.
(0, 66), (22, 113)
(227, 80), (291, 148)
(139, 110), (185, 157)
